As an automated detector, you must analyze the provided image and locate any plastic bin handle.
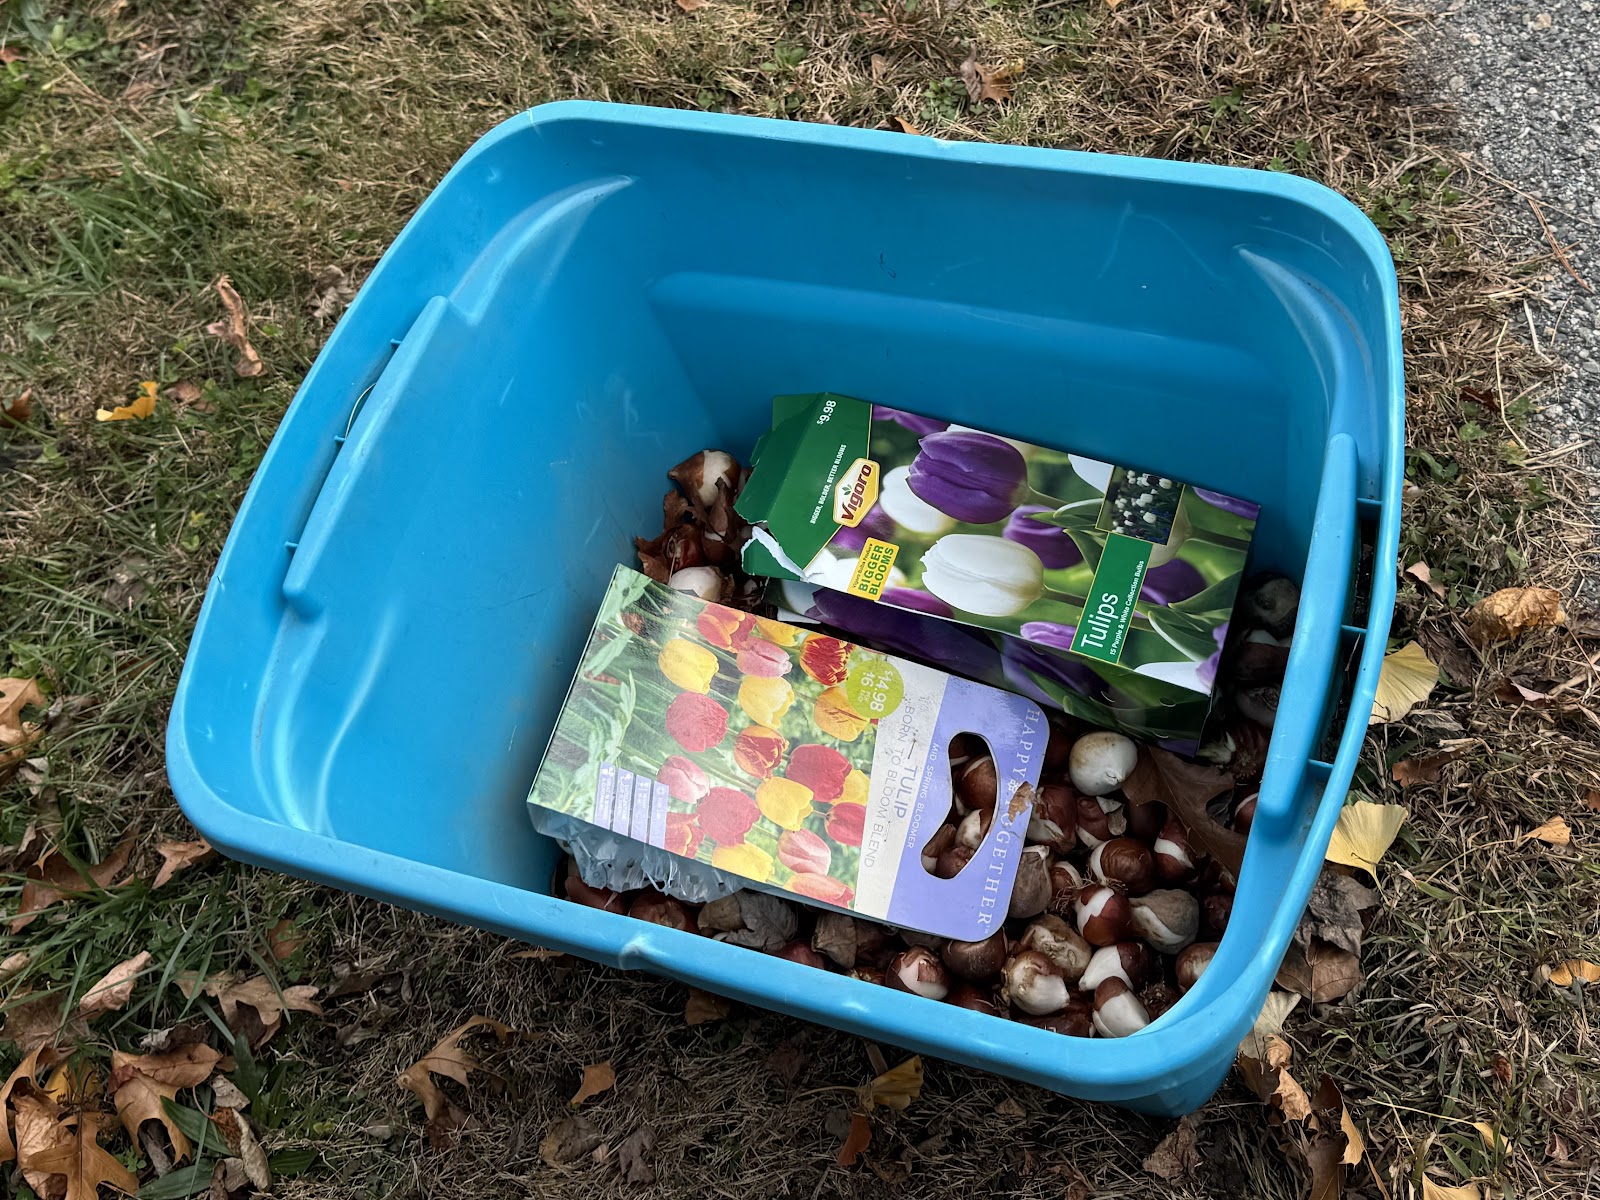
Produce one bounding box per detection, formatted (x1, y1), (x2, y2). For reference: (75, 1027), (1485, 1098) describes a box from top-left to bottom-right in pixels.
(1254, 433), (1357, 837)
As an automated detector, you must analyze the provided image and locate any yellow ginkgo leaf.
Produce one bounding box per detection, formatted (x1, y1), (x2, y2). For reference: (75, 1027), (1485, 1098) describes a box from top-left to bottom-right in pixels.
(1421, 1177), (1482, 1200)
(1369, 641), (1438, 724)
(96, 380), (158, 422)
(1470, 1121), (1513, 1155)
(1325, 800), (1405, 876)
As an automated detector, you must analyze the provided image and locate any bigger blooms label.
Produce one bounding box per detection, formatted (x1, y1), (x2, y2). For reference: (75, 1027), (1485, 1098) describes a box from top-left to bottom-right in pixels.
(528, 568), (1047, 937)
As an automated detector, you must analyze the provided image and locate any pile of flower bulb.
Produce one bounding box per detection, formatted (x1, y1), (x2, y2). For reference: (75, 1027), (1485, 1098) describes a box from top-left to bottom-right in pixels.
(591, 448), (1295, 1036)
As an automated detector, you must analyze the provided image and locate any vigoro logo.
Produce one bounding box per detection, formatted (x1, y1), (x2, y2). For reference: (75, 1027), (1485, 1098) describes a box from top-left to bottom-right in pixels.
(832, 458), (880, 528)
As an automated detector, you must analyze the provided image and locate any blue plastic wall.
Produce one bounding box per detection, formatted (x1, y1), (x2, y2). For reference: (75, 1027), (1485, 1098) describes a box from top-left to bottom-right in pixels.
(168, 103), (1402, 1114)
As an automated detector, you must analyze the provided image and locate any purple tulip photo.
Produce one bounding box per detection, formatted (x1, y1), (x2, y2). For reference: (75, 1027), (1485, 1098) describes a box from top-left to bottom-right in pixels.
(907, 430), (1030, 525)
(1140, 558), (1206, 606)
(1019, 620), (1077, 652)
(828, 504), (895, 554)
(1003, 506), (1084, 570)
(872, 406), (949, 436)
(1002, 639), (1109, 707)
(1195, 621), (1230, 690)
(1193, 488), (1261, 522)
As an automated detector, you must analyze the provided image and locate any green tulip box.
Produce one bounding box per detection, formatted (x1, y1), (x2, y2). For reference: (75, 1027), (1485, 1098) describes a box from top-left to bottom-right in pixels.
(735, 395), (1260, 749)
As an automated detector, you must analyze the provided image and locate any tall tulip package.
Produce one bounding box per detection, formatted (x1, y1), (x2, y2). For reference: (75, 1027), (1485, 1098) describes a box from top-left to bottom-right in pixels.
(527, 566), (1047, 940)
(736, 395), (1259, 748)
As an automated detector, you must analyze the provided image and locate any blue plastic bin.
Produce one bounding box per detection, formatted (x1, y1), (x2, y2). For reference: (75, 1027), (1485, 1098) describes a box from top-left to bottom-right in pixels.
(167, 102), (1402, 1114)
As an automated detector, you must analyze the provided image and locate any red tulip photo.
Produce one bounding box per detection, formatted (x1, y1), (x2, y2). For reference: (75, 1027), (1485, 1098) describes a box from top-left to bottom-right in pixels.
(733, 725), (789, 779)
(825, 802), (866, 847)
(785, 743), (851, 802)
(665, 692), (729, 753)
(698, 787), (760, 845)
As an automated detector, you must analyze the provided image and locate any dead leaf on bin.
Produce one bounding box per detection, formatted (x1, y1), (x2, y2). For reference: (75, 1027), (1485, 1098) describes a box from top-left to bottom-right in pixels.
(1123, 746), (1245, 880)
(110, 1044), (222, 1161)
(1276, 939), (1363, 1003)
(1466, 586), (1565, 645)
(684, 987), (730, 1025)
(1370, 641), (1439, 723)
(206, 275), (265, 378)
(397, 1016), (514, 1148)
(1392, 747), (1464, 787)
(570, 1061), (615, 1106)
(79, 951), (151, 1018)
(1324, 801), (1405, 878)
(10, 836), (134, 933)
(1518, 816), (1570, 847)
(835, 1112), (871, 1166)
(859, 1056), (922, 1110)
(1142, 1113), (1201, 1181)
(96, 379), (158, 422)
(1406, 561), (1446, 599)
(152, 839), (214, 888)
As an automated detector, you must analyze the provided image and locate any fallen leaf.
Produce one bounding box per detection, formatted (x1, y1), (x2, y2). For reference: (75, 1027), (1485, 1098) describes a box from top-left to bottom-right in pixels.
(397, 1015), (513, 1148)
(764, 1041), (808, 1083)
(1239, 989), (1301, 1060)
(884, 116), (923, 136)
(1466, 587), (1565, 645)
(540, 1115), (602, 1166)
(1584, 787), (1600, 812)
(1123, 746), (1245, 879)
(196, 975), (323, 1047)
(1324, 801), (1405, 877)
(958, 49), (1020, 104)
(206, 275), (265, 378)
(1470, 1121), (1511, 1155)
(618, 1125), (656, 1184)
(78, 952), (151, 1018)
(860, 1057), (922, 1111)
(110, 1044), (222, 1161)
(1341, 1108), (1366, 1164)
(1406, 561), (1446, 599)
(152, 840), (214, 888)
(1392, 747), (1463, 787)
(1421, 1178), (1482, 1200)
(1299, 869), (1380, 957)
(1, 677), (46, 763)
(267, 918), (306, 962)
(570, 1061), (615, 1106)
(1142, 1113), (1201, 1181)
(13, 1090), (71, 1195)
(10, 836), (134, 933)
(95, 379), (158, 422)
(1494, 677), (1549, 705)
(712, 891), (797, 951)
(2, 996), (88, 1055)
(1370, 641), (1439, 723)
(1519, 816), (1571, 846)
(1546, 959), (1600, 987)
(18, 1110), (140, 1200)
(1237, 1036), (1312, 1121)
(994, 1097), (1024, 1118)
(684, 987), (731, 1025)
(0, 388), (32, 427)
(835, 1113), (871, 1167)
(1328, 0), (1367, 11)
(212, 1107), (270, 1190)
(0, 45), (23, 64)
(1276, 939), (1363, 1003)
(166, 379), (203, 405)
(1, 1046), (65, 1162)
(308, 265), (356, 325)
(675, 0), (706, 10)
(0, 951), (30, 983)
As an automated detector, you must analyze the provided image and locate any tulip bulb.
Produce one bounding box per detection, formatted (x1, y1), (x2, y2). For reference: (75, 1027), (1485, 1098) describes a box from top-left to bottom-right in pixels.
(1074, 884), (1132, 946)
(1079, 942), (1153, 992)
(1088, 837), (1155, 894)
(1128, 889), (1200, 954)
(1008, 846), (1053, 920)
(888, 946), (951, 1000)
(1091, 978), (1151, 1037)
(669, 449), (739, 509)
(1175, 942), (1218, 992)
(1001, 950), (1069, 1016)
(941, 931), (1008, 981)
(947, 983), (1001, 1015)
(1027, 784), (1077, 853)
(1069, 731), (1138, 796)
(667, 566), (725, 602)
(1018, 915), (1092, 986)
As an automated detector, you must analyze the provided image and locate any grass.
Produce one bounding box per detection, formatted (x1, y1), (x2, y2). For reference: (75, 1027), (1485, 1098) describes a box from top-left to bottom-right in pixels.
(3, 0), (1598, 1196)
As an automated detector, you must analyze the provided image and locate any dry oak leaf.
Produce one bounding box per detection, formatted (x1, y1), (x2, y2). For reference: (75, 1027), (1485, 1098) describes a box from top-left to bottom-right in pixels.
(1324, 801), (1405, 878)
(212, 1107), (270, 1190)
(397, 1016), (514, 1148)
(267, 917), (306, 962)
(859, 1056), (923, 1111)
(18, 1109), (139, 1200)
(675, 0), (706, 10)
(207, 275), (265, 378)
(1, 676), (46, 758)
(1237, 1035), (1312, 1122)
(1519, 816), (1571, 847)
(618, 1125), (657, 1184)
(13, 1090), (72, 1195)
(1406, 561), (1446, 599)
(1421, 1178), (1482, 1200)
(1391, 747), (1463, 788)
(0, 388), (31, 427)
(1545, 959), (1600, 987)
(177, 973), (322, 1047)
(540, 1115), (602, 1166)
(3, 996), (89, 1056)
(1300, 869), (1379, 958)
(95, 379), (158, 422)
(1123, 746), (1245, 880)
(684, 987), (731, 1026)
(1239, 989), (1301, 1060)
(10, 836), (134, 933)
(836, 1112), (871, 1167)
(959, 49), (1020, 104)
(152, 839), (214, 888)
(1370, 641), (1438, 724)
(1, 1045), (65, 1162)
(570, 1061), (615, 1106)
(1277, 939), (1363, 1003)
(110, 1044), (222, 1161)
(79, 952), (151, 1018)
(1465, 586), (1565, 646)
(1142, 1113), (1201, 1181)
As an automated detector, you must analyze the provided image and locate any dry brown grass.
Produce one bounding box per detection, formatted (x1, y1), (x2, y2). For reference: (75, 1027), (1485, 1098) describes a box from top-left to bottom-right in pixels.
(3, 0), (1598, 1197)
